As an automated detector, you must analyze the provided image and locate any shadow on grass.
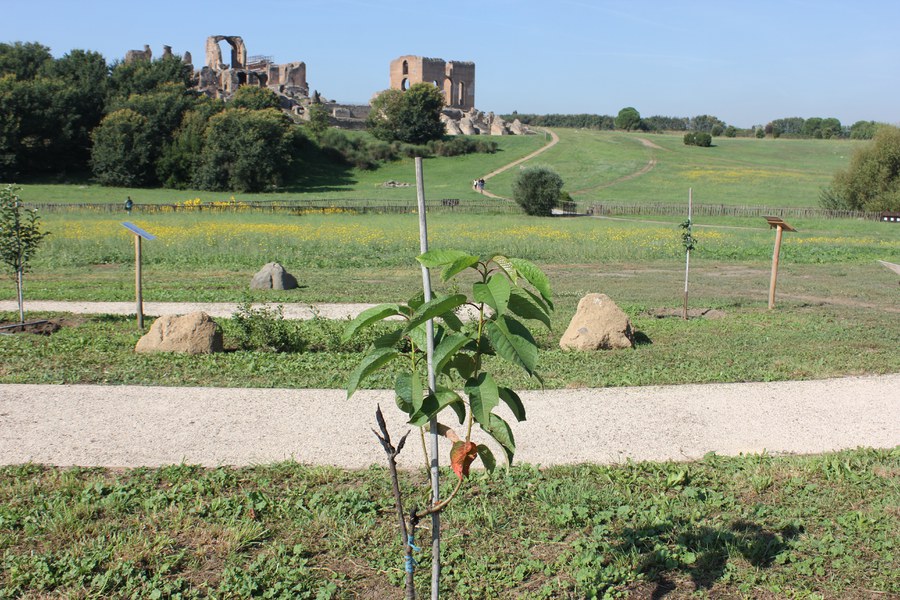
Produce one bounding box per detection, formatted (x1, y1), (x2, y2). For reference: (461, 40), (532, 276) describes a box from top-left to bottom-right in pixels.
(279, 144), (358, 194)
(620, 518), (802, 598)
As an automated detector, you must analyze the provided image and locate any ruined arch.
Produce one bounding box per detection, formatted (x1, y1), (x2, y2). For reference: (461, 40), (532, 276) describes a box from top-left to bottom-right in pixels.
(205, 35), (247, 69)
(402, 60), (408, 75)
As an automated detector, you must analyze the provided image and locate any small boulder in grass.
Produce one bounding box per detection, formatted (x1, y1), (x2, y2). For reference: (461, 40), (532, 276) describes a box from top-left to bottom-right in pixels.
(135, 312), (224, 354)
(559, 293), (635, 351)
(250, 262), (298, 290)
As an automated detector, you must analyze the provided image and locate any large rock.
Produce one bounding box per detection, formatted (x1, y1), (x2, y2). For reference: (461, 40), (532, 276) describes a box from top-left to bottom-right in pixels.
(251, 262), (298, 290)
(135, 312), (223, 354)
(559, 294), (635, 351)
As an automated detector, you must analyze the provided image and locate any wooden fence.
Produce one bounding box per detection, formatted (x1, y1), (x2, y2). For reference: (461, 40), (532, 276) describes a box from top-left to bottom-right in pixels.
(23, 199), (525, 215)
(22, 199), (881, 220)
(586, 202), (881, 220)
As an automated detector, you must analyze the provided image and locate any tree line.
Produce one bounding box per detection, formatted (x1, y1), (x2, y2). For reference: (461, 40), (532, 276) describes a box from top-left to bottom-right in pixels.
(0, 42), (492, 193)
(503, 108), (886, 140)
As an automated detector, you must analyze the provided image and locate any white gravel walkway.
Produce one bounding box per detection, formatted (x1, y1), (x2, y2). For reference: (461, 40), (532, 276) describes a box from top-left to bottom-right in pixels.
(1, 375), (897, 468)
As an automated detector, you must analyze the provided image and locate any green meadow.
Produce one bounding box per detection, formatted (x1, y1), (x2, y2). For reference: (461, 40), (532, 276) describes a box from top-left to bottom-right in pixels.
(12, 129), (862, 208)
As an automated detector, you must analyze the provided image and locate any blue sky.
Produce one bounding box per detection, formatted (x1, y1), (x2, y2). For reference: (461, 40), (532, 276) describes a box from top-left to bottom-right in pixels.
(5, 0), (899, 127)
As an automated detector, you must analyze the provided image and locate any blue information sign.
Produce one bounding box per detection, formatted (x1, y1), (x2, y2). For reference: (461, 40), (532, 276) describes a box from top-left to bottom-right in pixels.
(121, 222), (156, 240)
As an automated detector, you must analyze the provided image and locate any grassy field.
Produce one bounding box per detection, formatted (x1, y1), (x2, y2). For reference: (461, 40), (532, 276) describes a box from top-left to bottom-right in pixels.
(10, 129), (862, 208)
(1, 448), (897, 598)
(1, 211), (897, 388)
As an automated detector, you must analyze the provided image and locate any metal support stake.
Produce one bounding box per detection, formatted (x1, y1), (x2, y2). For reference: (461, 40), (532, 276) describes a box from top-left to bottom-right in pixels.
(414, 157), (440, 599)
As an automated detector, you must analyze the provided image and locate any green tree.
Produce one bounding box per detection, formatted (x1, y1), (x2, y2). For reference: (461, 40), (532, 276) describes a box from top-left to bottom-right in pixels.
(689, 114), (726, 133)
(615, 106), (642, 131)
(0, 184), (49, 323)
(305, 104), (330, 140)
(820, 125), (900, 212)
(230, 86), (281, 111)
(156, 97), (224, 189)
(193, 108), (295, 192)
(850, 120), (881, 140)
(0, 42), (52, 80)
(107, 55), (190, 104)
(512, 166), (564, 216)
(367, 83), (445, 144)
(90, 108), (154, 186)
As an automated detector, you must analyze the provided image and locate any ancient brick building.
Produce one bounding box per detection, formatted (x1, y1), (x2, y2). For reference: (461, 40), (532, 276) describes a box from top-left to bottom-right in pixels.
(389, 56), (475, 110)
(197, 35), (308, 98)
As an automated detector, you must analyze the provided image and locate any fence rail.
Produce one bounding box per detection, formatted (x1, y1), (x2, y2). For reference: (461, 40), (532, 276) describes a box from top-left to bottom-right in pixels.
(20, 199), (881, 220)
(22, 199), (525, 215)
(586, 202), (881, 220)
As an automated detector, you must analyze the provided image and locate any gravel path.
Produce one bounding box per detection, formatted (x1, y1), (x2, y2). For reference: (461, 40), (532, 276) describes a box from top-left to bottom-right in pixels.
(1, 375), (897, 468)
(0, 300), (382, 320)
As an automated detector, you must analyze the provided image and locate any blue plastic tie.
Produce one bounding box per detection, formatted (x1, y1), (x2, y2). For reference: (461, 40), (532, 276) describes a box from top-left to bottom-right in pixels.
(405, 535), (422, 573)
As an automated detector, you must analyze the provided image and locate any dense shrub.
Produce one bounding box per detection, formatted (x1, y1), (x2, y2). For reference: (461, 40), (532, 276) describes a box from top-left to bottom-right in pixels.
(683, 132), (712, 147)
(512, 166), (564, 216)
(367, 83), (445, 144)
(820, 125), (900, 212)
(90, 109), (154, 186)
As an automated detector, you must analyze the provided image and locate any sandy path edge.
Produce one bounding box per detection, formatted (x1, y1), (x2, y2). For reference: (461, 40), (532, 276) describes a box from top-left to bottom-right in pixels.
(1, 374), (897, 468)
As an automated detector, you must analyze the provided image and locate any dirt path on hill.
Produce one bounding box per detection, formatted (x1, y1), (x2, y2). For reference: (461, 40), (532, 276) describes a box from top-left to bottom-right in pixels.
(478, 127), (560, 200)
(572, 136), (662, 196)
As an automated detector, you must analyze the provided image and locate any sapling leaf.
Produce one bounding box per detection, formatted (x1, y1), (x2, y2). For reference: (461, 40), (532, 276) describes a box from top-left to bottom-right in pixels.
(476, 444), (497, 473)
(507, 287), (552, 330)
(405, 294), (467, 332)
(346, 347), (398, 398)
(372, 328), (404, 349)
(408, 387), (465, 426)
(341, 304), (402, 342)
(486, 316), (539, 375)
(440, 310), (465, 332)
(491, 255), (518, 285)
(448, 354), (476, 380)
(450, 441), (479, 480)
(407, 322), (427, 352)
(465, 372), (499, 427)
(509, 257), (553, 309)
(499, 387), (526, 422)
(433, 333), (470, 374)
(485, 413), (516, 464)
(473, 274), (511, 317)
(395, 372), (424, 414)
(417, 249), (472, 268)
(441, 254), (480, 281)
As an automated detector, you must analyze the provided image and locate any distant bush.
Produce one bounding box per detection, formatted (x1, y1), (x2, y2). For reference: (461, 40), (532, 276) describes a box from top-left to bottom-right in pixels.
(724, 126), (737, 137)
(229, 302), (303, 353)
(319, 129), (495, 169)
(512, 166), (564, 216)
(683, 132), (712, 147)
(820, 125), (900, 212)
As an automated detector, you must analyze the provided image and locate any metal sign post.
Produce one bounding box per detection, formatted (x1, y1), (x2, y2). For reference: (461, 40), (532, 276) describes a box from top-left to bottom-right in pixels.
(122, 222), (156, 329)
(764, 217), (797, 310)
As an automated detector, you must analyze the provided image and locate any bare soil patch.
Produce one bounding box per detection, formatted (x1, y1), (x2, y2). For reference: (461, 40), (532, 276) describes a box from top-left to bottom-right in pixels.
(0, 316), (82, 335)
(642, 308), (726, 319)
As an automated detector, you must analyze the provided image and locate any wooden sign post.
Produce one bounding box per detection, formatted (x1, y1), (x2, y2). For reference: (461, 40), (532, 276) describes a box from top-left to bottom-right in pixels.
(764, 217), (797, 310)
(121, 222), (156, 329)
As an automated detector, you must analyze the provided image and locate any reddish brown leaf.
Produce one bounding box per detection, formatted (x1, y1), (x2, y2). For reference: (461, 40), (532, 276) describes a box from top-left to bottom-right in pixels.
(450, 441), (479, 480)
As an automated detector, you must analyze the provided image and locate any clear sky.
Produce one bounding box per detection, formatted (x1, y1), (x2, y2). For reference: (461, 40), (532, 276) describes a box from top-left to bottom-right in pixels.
(5, 0), (899, 128)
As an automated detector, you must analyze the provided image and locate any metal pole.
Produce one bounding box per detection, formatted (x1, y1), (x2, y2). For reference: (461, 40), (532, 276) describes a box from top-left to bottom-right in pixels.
(768, 225), (784, 310)
(135, 235), (144, 329)
(414, 156), (440, 598)
(682, 188), (692, 320)
(16, 269), (24, 323)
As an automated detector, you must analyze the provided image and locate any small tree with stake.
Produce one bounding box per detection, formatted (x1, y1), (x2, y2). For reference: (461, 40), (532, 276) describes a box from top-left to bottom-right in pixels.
(344, 250), (553, 598)
(0, 184), (49, 323)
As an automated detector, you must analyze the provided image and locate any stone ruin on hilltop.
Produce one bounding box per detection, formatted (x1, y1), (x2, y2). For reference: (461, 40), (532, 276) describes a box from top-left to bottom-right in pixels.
(123, 40), (530, 135)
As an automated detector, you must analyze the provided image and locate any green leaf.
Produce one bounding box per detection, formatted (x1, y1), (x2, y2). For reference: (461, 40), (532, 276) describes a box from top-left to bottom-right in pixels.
(372, 328), (404, 349)
(448, 354), (476, 380)
(441, 254), (480, 281)
(465, 373), (499, 427)
(395, 372), (424, 414)
(485, 414), (516, 464)
(346, 347), (398, 398)
(408, 387), (465, 426)
(407, 322), (427, 352)
(473, 274), (511, 317)
(417, 249), (472, 268)
(341, 304), (402, 342)
(509, 257), (553, 309)
(507, 288), (551, 330)
(440, 310), (464, 332)
(433, 333), (470, 374)
(405, 294), (467, 332)
(490, 255), (518, 285)
(486, 316), (539, 376)
(476, 444), (497, 473)
(499, 387), (526, 422)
